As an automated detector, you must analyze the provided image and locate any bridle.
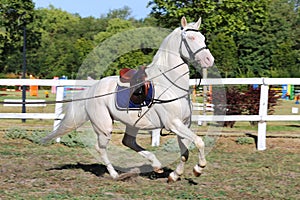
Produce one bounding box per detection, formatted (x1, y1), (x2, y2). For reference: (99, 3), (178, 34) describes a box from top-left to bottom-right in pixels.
(179, 28), (208, 65)
(159, 28), (208, 91)
(152, 28), (208, 104)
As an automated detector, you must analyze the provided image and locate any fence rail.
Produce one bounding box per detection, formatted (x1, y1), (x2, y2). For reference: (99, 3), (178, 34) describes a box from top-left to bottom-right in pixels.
(1, 78), (300, 150)
(3, 99), (46, 107)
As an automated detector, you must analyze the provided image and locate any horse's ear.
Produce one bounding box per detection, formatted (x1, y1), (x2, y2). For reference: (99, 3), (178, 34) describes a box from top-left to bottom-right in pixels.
(181, 16), (188, 28)
(195, 17), (202, 30)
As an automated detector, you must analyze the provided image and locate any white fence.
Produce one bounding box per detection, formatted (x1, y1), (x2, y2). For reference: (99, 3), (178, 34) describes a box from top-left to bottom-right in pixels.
(1, 78), (300, 150)
(3, 99), (46, 107)
(0, 79), (96, 118)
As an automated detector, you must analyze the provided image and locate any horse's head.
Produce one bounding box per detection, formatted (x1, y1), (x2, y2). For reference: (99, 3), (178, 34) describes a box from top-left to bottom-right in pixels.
(179, 17), (214, 68)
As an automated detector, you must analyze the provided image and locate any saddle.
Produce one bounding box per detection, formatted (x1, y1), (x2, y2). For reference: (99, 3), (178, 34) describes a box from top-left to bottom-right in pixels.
(119, 66), (150, 104)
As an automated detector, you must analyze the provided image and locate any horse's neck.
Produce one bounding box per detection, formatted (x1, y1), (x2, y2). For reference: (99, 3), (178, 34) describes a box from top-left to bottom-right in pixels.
(146, 29), (190, 94)
(146, 51), (190, 92)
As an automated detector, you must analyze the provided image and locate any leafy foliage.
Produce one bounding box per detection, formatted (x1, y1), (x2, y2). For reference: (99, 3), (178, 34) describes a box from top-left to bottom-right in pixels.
(149, 0), (300, 78)
(0, 0), (299, 79)
(209, 33), (238, 78)
(78, 26), (170, 79)
(237, 0), (300, 77)
(148, 0), (269, 36)
(5, 127), (87, 148)
(0, 0), (41, 74)
(213, 86), (280, 127)
(236, 137), (255, 145)
(243, 86), (279, 126)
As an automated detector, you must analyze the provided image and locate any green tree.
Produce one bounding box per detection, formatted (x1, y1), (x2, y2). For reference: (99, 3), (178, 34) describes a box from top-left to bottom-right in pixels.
(237, 0), (299, 77)
(149, 0), (300, 78)
(0, 0), (41, 75)
(78, 26), (170, 79)
(148, 0), (217, 31)
(32, 6), (81, 78)
(94, 18), (134, 44)
(268, 0), (300, 77)
(87, 17), (169, 78)
(148, 0), (269, 37)
(105, 6), (132, 20)
(148, 0), (270, 77)
(209, 33), (238, 78)
(33, 6), (148, 79)
(237, 25), (271, 77)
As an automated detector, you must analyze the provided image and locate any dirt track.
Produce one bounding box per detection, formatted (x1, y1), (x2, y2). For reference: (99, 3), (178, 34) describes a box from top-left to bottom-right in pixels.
(1, 128), (299, 199)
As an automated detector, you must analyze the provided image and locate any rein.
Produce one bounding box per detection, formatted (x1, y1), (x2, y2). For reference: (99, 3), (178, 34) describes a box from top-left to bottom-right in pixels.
(0, 28), (206, 106)
(0, 62), (188, 106)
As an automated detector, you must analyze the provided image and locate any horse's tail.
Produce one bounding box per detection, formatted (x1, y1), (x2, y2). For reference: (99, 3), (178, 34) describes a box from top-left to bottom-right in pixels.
(40, 95), (89, 144)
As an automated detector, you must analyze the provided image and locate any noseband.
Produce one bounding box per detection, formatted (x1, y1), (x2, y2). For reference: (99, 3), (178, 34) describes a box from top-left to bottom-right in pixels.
(179, 28), (208, 64)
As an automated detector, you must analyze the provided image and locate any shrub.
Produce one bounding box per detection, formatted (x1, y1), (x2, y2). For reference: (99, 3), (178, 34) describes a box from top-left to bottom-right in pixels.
(5, 128), (27, 139)
(27, 130), (54, 144)
(5, 128), (86, 148)
(236, 137), (255, 145)
(213, 86), (244, 128)
(60, 131), (86, 148)
(213, 85), (279, 128)
(243, 86), (279, 126)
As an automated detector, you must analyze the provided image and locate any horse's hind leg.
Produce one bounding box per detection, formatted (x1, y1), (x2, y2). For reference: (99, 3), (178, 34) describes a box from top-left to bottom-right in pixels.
(95, 132), (119, 179)
(90, 111), (119, 179)
(122, 126), (163, 173)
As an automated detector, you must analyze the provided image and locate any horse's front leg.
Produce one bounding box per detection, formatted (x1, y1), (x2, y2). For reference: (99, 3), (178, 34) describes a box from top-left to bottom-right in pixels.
(168, 136), (190, 182)
(192, 136), (207, 177)
(169, 119), (207, 181)
(122, 126), (163, 173)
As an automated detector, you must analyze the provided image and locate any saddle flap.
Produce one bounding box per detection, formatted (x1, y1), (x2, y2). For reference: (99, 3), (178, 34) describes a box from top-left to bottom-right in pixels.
(119, 68), (137, 83)
(115, 82), (154, 110)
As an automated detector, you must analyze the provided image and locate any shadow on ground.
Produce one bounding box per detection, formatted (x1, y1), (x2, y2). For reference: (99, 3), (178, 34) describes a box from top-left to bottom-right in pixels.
(46, 162), (174, 181)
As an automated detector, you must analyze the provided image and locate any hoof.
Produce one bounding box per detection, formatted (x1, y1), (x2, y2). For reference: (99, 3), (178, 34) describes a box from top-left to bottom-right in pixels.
(153, 167), (164, 174)
(193, 168), (201, 177)
(167, 172), (179, 183)
(109, 171), (120, 180)
(167, 175), (176, 183)
(111, 174), (119, 180)
(193, 165), (204, 177)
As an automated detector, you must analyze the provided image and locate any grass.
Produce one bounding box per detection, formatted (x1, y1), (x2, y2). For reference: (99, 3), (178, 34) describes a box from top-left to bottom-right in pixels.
(0, 130), (299, 199)
(0, 88), (56, 100)
(0, 88), (298, 198)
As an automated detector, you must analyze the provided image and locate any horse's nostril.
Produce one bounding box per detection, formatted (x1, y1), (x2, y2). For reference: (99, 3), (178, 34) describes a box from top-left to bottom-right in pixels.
(205, 56), (214, 67)
(205, 57), (211, 64)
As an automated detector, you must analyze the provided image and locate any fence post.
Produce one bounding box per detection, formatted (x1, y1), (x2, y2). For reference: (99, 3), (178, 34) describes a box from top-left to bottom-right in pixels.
(151, 129), (161, 146)
(257, 82), (269, 150)
(53, 86), (64, 143)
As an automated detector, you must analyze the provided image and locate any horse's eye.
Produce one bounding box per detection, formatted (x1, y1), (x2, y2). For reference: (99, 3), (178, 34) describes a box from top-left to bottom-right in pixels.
(188, 35), (195, 40)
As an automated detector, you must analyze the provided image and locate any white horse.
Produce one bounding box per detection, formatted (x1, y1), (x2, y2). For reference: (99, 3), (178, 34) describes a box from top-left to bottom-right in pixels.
(42, 17), (214, 182)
